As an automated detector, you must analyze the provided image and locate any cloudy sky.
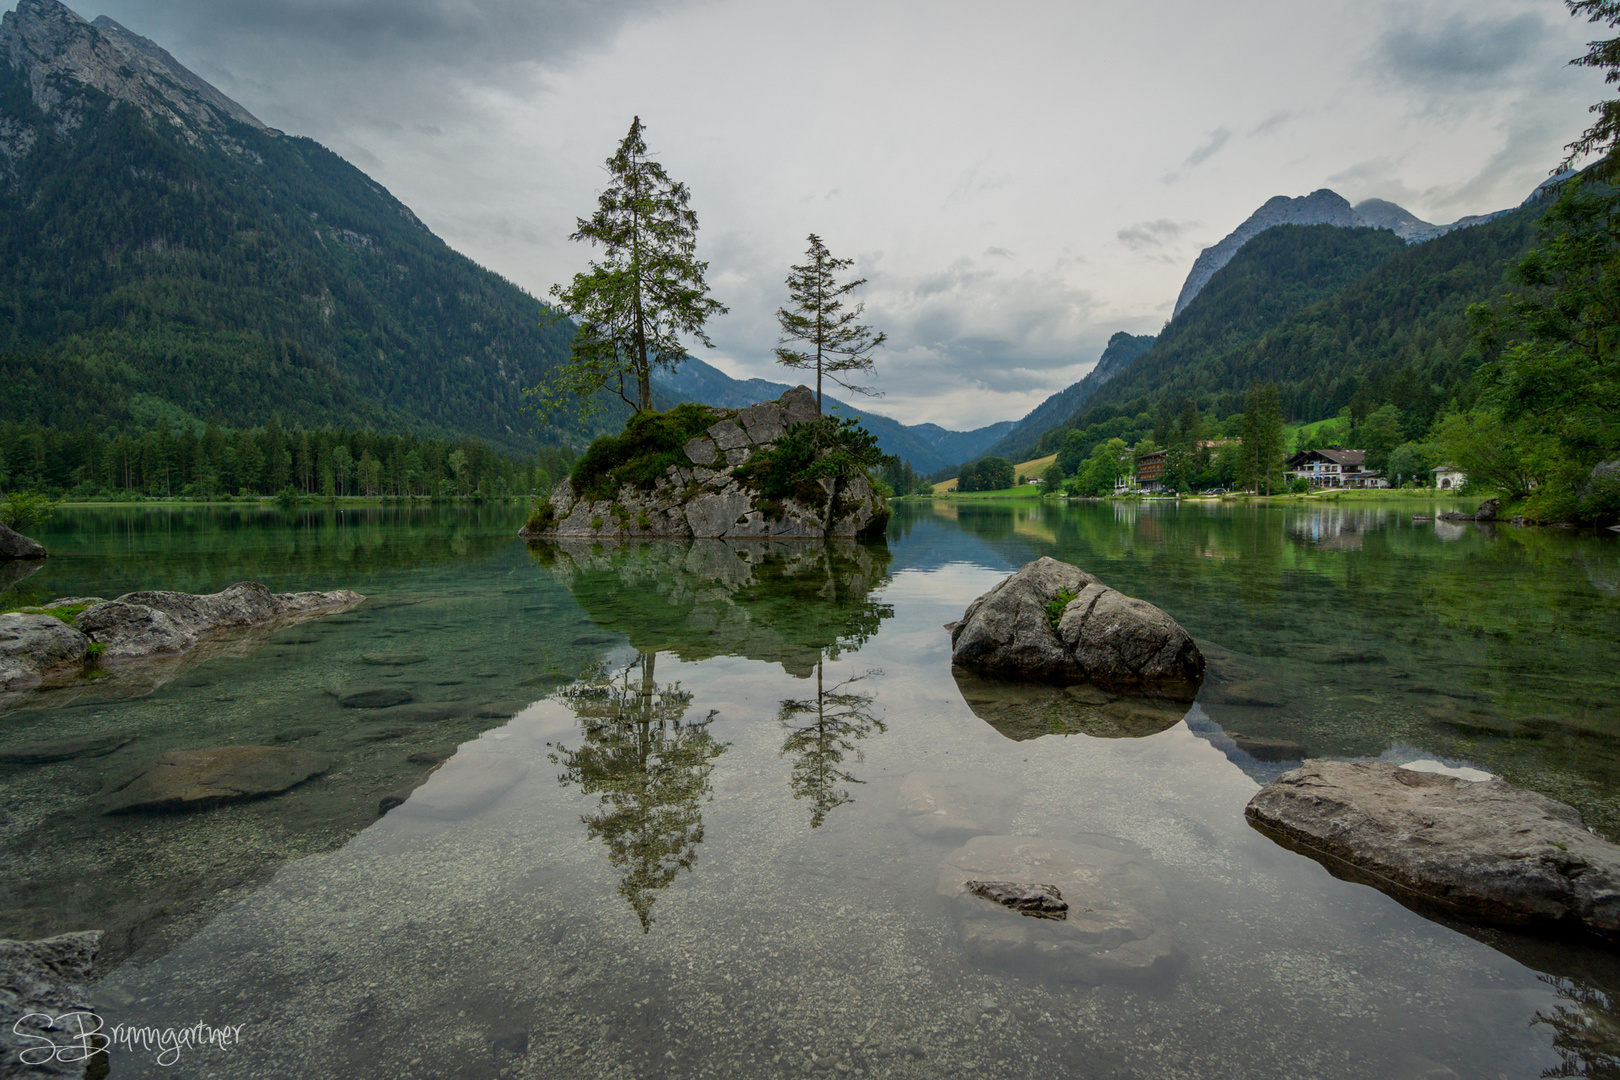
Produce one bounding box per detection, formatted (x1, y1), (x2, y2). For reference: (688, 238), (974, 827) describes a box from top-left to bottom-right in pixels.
(56, 0), (1613, 428)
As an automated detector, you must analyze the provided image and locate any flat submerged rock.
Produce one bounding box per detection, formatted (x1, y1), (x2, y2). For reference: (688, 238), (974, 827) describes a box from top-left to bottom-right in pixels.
(938, 835), (1181, 983)
(101, 745), (333, 813)
(1246, 759), (1620, 939)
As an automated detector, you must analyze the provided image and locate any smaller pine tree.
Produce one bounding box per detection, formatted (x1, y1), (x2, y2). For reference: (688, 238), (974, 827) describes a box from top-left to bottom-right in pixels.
(775, 235), (887, 411)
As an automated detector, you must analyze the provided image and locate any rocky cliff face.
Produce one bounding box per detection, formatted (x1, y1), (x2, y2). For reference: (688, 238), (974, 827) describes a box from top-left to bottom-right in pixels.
(1171, 188), (1515, 317)
(526, 387), (889, 541)
(1, 0), (268, 147)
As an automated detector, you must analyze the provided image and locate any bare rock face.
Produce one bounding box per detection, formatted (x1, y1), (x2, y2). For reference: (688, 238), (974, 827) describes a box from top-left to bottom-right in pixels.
(1246, 760), (1620, 939)
(949, 558), (1204, 700)
(101, 745), (332, 813)
(523, 386), (888, 541)
(0, 522), (46, 560)
(0, 930), (102, 1078)
(939, 835), (1181, 982)
(0, 612), (88, 692)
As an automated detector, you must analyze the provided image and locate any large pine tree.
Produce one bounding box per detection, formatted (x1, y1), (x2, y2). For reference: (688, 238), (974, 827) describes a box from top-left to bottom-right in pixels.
(543, 118), (727, 415)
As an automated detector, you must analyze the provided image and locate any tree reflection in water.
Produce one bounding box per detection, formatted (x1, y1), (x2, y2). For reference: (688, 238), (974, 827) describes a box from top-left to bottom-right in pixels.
(1538, 974), (1620, 1079)
(778, 657), (885, 828)
(550, 652), (727, 932)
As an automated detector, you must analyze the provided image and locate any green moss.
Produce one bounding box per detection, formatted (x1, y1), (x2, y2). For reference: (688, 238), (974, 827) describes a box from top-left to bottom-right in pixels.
(1, 602), (95, 623)
(524, 501), (557, 534)
(1045, 588), (1078, 632)
(85, 641), (106, 659)
(569, 403), (719, 503)
(590, 516), (604, 531)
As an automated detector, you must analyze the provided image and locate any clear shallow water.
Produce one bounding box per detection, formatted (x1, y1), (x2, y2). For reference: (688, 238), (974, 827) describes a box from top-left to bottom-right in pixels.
(3, 499), (1619, 1079)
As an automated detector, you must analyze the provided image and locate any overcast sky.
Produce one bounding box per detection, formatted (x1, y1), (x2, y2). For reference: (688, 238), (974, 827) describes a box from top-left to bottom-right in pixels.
(53, 0), (1613, 428)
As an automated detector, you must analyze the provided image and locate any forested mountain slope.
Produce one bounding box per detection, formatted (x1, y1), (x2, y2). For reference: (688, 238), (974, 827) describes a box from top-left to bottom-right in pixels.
(1080, 204), (1545, 433)
(0, 0), (614, 455)
(979, 331), (1156, 465)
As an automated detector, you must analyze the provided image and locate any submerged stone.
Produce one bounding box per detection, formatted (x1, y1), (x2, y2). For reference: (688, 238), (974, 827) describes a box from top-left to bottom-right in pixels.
(101, 745), (332, 813)
(952, 670), (1187, 741)
(1246, 759), (1620, 939)
(338, 687), (413, 709)
(896, 771), (1015, 840)
(966, 880), (1069, 919)
(0, 732), (134, 764)
(938, 835), (1181, 983)
(361, 652), (429, 666)
(0, 931), (101, 1077)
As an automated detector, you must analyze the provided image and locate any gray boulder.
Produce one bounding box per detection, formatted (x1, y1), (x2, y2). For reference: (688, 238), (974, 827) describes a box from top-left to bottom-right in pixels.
(0, 613), (89, 693)
(949, 557), (1204, 700)
(101, 745), (333, 813)
(0, 523), (46, 560)
(1246, 760), (1620, 939)
(938, 835), (1180, 982)
(0, 931), (102, 1079)
(1474, 497), (1501, 522)
(74, 601), (194, 659)
(1581, 458), (1620, 517)
(0, 733), (134, 765)
(75, 583), (362, 660)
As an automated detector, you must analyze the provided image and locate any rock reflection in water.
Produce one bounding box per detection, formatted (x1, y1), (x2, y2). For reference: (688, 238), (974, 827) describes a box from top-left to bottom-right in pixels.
(532, 538), (892, 676)
(549, 652), (727, 932)
(778, 658), (884, 827)
(952, 669), (1187, 741)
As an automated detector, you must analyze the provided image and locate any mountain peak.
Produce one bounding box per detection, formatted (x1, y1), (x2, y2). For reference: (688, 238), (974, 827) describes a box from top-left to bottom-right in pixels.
(1171, 190), (1362, 317)
(1, 0), (265, 140)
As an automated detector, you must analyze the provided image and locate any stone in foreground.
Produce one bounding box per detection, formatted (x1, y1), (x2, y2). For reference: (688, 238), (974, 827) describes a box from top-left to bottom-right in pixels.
(101, 746), (333, 813)
(0, 931), (102, 1079)
(939, 835), (1181, 982)
(0, 612), (89, 693)
(76, 582), (363, 660)
(1245, 759), (1620, 939)
(966, 880), (1069, 919)
(949, 557), (1203, 700)
(0, 522), (47, 560)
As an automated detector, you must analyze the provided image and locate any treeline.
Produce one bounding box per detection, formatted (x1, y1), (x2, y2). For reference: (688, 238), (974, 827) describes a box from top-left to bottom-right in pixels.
(0, 418), (572, 500)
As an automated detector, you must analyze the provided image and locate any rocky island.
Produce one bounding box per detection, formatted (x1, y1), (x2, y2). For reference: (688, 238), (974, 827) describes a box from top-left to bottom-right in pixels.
(521, 387), (889, 540)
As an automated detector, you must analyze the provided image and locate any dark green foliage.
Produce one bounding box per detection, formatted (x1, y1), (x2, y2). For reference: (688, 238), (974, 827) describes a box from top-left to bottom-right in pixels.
(541, 118), (726, 416)
(524, 500), (558, 534)
(734, 416), (885, 506)
(957, 457), (1015, 492)
(1021, 214), (1543, 460)
(876, 456), (932, 496)
(0, 490), (56, 529)
(0, 61), (613, 454)
(0, 416), (568, 500)
(568, 403), (719, 503)
(1454, 174), (1620, 520)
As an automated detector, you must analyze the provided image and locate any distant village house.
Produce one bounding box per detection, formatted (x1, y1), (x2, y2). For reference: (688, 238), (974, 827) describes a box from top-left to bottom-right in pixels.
(1285, 447), (1388, 489)
(1431, 463), (1466, 490)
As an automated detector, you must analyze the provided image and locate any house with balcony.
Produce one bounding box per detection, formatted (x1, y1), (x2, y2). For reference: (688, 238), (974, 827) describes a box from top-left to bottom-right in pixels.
(1285, 447), (1387, 489)
(1136, 448), (1168, 492)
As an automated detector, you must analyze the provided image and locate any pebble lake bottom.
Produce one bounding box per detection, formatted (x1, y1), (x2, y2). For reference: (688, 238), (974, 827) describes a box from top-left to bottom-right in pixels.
(2, 497), (1618, 1079)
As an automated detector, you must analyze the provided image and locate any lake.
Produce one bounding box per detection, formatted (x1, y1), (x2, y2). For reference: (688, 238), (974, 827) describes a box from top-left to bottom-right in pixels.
(3, 498), (1619, 1079)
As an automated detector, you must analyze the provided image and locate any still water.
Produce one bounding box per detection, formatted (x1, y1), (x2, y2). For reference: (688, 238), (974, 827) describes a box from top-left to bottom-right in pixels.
(3, 498), (1619, 1079)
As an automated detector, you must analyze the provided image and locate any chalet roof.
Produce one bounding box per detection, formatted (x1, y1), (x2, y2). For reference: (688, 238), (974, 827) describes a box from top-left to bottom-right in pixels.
(1287, 447), (1366, 467)
(1137, 448), (1168, 461)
